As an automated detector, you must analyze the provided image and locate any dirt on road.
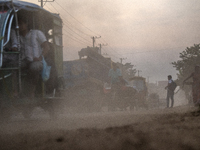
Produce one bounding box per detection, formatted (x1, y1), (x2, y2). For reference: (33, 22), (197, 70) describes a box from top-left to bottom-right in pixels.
(0, 105), (200, 150)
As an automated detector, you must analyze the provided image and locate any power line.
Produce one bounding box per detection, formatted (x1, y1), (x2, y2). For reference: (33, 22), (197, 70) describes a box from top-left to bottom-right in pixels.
(62, 18), (92, 37)
(54, 0), (101, 37)
(48, 2), (93, 37)
(121, 46), (185, 55)
(39, 0), (54, 7)
(46, 3), (92, 45)
(63, 33), (89, 46)
(63, 25), (91, 45)
(45, 1), (122, 62)
(46, 1), (59, 13)
(44, 5), (54, 12)
(101, 47), (120, 60)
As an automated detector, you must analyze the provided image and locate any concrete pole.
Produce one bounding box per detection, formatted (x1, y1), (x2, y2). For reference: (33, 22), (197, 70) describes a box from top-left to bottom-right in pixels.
(41, 0), (43, 7)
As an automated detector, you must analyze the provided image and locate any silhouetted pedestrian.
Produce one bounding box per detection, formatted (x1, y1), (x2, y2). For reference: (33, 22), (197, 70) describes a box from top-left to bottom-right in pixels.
(165, 75), (175, 108)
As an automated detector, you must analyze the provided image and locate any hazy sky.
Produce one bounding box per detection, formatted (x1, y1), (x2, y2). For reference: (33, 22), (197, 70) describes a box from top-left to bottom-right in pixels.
(21, 0), (200, 82)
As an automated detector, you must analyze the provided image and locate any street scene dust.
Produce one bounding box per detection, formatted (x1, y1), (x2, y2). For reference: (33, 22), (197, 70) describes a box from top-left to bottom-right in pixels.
(1, 104), (200, 150)
(1, 0), (200, 150)
(1, 89), (200, 150)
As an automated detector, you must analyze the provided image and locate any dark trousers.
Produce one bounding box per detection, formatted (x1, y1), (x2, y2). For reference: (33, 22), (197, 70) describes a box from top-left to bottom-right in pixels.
(167, 90), (174, 107)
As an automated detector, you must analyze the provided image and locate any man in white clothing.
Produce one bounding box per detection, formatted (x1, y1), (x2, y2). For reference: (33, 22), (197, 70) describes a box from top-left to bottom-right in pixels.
(17, 16), (49, 99)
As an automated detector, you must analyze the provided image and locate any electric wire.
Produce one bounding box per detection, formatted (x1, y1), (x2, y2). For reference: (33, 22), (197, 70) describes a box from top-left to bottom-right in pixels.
(47, 4), (94, 47)
(45, 1), (125, 62)
(44, 5), (89, 58)
(45, 4), (91, 46)
(54, 0), (101, 37)
(63, 25), (92, 45)
(63, 29), (92, 46)
(63, 33), (88, 46)
(120, 46), (185, 55)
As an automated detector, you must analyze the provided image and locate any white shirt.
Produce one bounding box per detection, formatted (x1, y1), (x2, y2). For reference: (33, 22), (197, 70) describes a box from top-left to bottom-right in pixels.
(20, 30), (47, 61)
(168, 79), (173, 84)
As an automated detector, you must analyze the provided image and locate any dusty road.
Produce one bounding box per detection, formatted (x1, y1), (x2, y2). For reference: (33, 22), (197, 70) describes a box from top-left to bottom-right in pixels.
(0, 105), (200, 150)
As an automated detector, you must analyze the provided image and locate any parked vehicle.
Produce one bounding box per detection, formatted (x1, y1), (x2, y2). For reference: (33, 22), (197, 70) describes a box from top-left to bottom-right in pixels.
(62, 47), (111, 112)
(0, 0), (63, 120)
(103, 81), (137, 111)
(62, 47), (141, 112)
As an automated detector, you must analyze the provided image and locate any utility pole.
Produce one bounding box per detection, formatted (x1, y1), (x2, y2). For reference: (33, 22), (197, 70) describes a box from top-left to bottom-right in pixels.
(120, 58), (127, 64)
(41, 0), (43, 7)
(39, 0), (54, 8)
(119, 58), (127, 75)
(98, 43), (107, 55)
(91, 36), (101, 47)
(147, 76), (151, 83)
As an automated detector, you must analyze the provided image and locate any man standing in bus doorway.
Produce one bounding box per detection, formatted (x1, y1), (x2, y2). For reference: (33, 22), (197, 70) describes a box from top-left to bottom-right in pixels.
(165, 75), (175, 108)
(17, 15), (49, 99)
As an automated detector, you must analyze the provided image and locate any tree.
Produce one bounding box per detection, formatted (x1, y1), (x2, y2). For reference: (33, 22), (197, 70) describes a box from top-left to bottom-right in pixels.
(172, 44), (200, 87)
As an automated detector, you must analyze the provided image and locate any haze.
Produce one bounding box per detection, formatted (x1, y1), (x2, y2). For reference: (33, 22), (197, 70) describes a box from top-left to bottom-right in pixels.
(21, 0), (200, 82)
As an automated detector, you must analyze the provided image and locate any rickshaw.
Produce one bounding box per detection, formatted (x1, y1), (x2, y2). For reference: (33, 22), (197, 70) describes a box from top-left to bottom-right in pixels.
(0, 0), (63, 120)
(103, 80), (137, 111)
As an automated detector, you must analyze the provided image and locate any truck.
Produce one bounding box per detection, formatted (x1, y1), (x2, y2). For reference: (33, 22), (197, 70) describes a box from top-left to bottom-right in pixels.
(63, 47), (140, 112)
(62, 47), (111, 112)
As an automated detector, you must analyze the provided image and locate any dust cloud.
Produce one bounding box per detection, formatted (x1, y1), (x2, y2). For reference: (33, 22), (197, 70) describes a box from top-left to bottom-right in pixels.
(1, 97), (200, 150)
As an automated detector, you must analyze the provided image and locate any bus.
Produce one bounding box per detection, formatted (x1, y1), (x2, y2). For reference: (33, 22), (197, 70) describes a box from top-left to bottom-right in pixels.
(0, 0), (63, 120)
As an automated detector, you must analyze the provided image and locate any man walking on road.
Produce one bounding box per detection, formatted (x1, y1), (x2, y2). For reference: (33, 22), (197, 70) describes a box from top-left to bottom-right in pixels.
(165, 75), (175, 108)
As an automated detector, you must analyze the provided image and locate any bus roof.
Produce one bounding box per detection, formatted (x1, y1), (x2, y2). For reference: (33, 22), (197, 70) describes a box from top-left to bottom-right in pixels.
(0, 0), (61, 19)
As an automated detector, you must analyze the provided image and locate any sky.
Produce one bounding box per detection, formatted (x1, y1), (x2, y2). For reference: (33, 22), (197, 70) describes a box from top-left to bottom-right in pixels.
(20, 0), (200, 82)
